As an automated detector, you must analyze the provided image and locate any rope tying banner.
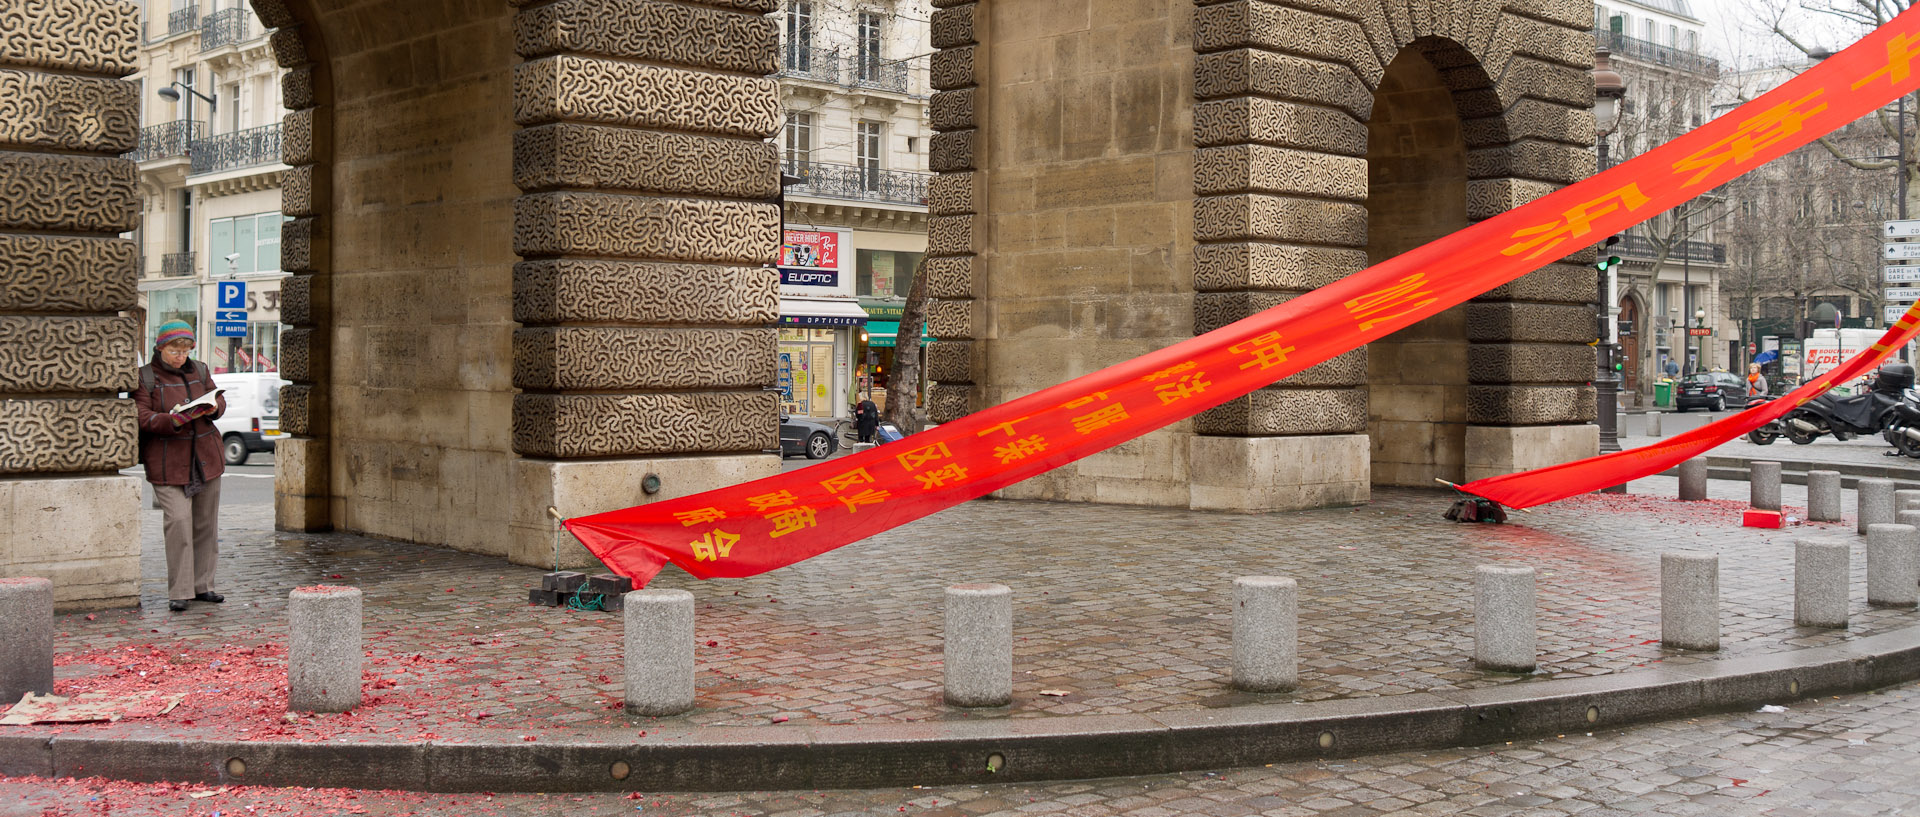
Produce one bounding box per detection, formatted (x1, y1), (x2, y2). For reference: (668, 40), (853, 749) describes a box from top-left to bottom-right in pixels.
(569, 11), (1920, 585)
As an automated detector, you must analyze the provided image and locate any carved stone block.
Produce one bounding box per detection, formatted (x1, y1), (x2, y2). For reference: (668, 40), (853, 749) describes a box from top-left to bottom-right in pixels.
(269, 26), (307, 67)
(513, 55), (780, 139)
(1465, 178), (1560, 221)
(1466, 384), (1595, 425)
(249, 0), (297, 30)
(282, 66), (315, 110)
(1467, 140), (1597, 185)
(931, 4), (975, 48)
(1195, 388), (1368, 435)
(1193, 2), (1382, 84)
(926, 298), (975, 340)
(1499, 0), (1593, 32)
(1496, 12), (1600, 71)
(930, 46), (975, 91)
(0, 235), (135, 312)
(1465, 302), (1595, 343)
(512, 392), (777, 457)
(515, 192), (777, 265)
(279, 384), (323, 435)
(926, 215), (977, 257)
(1193, 145), (1367, 200)
(929, 0), (975, 7)
(513, 327), (775, 390)
(0, 0), (139, 77)
(1193, 194), (1367, 246)
(282, 217), (321, 273)
(0, 316), (137, 393)
(927, 171), (976, 216)
(1466, 343), (1592, 385)
(1476, 263), (1593, 305)
(0, 151), (137, 234)
(924, 255), (975, 299)
(512, 122), (778, 198)
(1273, 348), (1368, 388)
(1494, 57), (1596, 112)
(509, 0), (777, 10)
(924, 340), (973, 383)
(514, 259), (778, 326)
(930, 89), (975, 132)
(1194, 290), (1293, 335)
(0, 69), (138, 153)
(514, 0), (778, 76)
(281, 164), (324, 218)
(282, 108), (316, 165)
(927, 383), (974, 424)
(1465, 98), (1593, 149)
(0, 398), (135, 475)
(1193, 97), (1366, 155)
(277, 326), (321, 382)
(1193, 242), (1366, 292)
(281, 273), (327, 326)
(930, 130), (975, 172)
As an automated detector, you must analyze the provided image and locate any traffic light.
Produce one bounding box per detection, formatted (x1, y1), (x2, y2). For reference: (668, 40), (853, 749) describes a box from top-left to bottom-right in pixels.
(1596, 234), (1623, 272)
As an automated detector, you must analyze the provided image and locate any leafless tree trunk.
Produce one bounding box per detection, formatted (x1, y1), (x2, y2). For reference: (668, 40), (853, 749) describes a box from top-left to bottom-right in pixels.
(885, 257), (928, 433)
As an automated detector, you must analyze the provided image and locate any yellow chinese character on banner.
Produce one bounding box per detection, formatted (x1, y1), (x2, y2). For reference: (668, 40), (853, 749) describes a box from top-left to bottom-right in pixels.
(746, 490), (798, 512)
(1853, 33), (1920, 90)
(1228, 331), (1297, 371)
(915, 463), (970, 489)
(838, 488), (891, 513)
(976, 417), (1031, 438)
(689, 529), (741, 561)
(1071, 403), (1129, 434)
(672, 507), (726, 527)
(819, 467), (876, 495)
(1501, 184), (1652, 260)
(896, 442), (953, 472)
(766, 506), (817, 538)
(1344, 273), (1437, 333)
(1060, 391), (1110, 410)
(993, 435), (1049, 464)
(1144, 361), (1197, 381)
(1153, 372), (1211, 404)
(1670, 92), (1827, 187)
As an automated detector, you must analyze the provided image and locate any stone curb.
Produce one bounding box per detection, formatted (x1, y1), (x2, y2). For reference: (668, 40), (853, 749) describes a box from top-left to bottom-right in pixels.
(4, 624), (1919, 792)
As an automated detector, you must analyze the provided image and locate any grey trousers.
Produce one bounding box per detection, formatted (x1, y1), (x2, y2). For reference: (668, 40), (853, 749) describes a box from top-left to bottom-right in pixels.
(154, 478), (220, 601)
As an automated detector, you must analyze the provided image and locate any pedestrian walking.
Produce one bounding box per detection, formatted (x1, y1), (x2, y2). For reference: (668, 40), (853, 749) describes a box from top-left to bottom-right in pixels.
(1747, 362), (1769, 397)
(133, 320), (228, 612)
(854, 397), (880, 443)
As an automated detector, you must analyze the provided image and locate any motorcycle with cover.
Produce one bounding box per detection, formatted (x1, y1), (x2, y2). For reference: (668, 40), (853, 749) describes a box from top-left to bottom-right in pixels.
(1776, 363), (1914, 445)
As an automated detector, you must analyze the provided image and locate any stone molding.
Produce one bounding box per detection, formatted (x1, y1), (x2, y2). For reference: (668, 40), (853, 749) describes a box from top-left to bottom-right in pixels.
(513, 192), (778, 264)
(512, 259), (778, 325)
(0, 398), (135, 474)
(511, 123), (779, 198)
(925, 0), (981, 422)
(0, 316), (139, 393)
(0, 68), (138, 153)
(512, 392), (777, 458)
(512, 327), (777, 391)
(512, 55), (780, 138)
(0, 235), (136, 313)
(514, 0), (778, 76)
(0, 0), (139, 76)
(0, 151), (137, 235)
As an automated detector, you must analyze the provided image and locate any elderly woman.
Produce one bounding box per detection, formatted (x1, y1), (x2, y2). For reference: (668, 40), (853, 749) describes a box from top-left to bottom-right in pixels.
(1747, 362), (1769, 397)
(133, 320), (228, 612)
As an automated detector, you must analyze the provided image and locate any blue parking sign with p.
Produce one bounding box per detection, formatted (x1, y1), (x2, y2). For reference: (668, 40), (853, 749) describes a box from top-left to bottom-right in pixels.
(218, 281), (246, 310)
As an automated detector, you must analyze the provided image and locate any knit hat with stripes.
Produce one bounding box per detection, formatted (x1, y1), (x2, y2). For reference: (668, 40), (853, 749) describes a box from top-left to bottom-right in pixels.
(156, 320), (194, 347)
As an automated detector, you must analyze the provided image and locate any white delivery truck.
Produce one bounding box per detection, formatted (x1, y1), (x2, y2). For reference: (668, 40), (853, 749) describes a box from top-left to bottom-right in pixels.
(212, 371), (291, 465)
(1790, 328), (1906, 394)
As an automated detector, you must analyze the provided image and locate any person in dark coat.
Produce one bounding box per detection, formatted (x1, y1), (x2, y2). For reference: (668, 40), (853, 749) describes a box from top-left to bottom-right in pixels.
(133, 320), (228, 612)
(854, 397), (880, 443)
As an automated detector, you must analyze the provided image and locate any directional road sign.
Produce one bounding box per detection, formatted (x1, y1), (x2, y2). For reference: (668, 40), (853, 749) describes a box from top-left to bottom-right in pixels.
(215, 310), (247, 322)
(1890, 288), (1920, 302)
(1888, 243), (1920, 260)
(1888, 266), (1920, 283)
(1892, 304), (1915, 323)
(1887, 219), (1920, 238)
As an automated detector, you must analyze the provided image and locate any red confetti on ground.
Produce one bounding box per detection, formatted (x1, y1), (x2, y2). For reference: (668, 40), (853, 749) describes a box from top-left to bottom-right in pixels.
(1552, 493), (1837, 528)
(2, 774), (497, 816)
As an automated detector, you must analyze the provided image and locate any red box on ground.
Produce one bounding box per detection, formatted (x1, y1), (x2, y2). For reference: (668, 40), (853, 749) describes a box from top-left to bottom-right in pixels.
(1743, 509), (1783, 529)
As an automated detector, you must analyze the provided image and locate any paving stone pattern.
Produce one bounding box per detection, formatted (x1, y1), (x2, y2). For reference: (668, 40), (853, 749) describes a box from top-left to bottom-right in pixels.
(14, 475), (1918, 740)
(6, 681), (1920, 815)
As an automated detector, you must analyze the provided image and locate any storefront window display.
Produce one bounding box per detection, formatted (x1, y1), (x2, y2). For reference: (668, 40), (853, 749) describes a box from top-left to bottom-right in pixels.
(777, 327), (843, 418)
(212, 320), (282, 374)
(856, 249), (921, 297)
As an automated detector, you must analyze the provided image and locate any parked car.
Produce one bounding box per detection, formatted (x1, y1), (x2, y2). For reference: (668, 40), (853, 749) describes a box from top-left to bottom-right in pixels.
(212, 372), (291, 465)
(779, 414), (839, 459)
(1673, 371), (1747, 412)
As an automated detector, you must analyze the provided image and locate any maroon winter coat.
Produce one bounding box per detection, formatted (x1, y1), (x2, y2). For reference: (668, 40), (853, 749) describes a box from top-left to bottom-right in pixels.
(134, 351), (228, 486)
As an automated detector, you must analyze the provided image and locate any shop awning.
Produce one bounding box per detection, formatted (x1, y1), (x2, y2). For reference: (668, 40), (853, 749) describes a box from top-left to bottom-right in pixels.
(865, 319), (930, 348)
(778, 298), (868, 328)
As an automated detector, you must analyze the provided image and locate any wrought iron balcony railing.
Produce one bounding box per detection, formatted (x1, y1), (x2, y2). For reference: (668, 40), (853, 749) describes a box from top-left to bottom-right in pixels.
(783, 45), (841, 83)
(1594, 29), (1719, 76)
(190, 123), (281, 175)
(852, 57), (909, 93)
(125, 120), (204, 163)
(200, 7), (250, 50)
(784, 161), (930, 207)
(1616, 233), (1727, 264)
(166, 5), (198, 38)
(161, 252), (195, 279)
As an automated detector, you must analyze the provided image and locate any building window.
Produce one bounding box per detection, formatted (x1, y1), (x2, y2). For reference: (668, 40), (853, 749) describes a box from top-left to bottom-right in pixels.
(1684, 30), (1697, 52)
(214, 321), (282, 374)
(146, 287), (198, 351)
(1644, 18), (1655, 42)
(209, 211), (283, 275)
(856, 121), (883, 191)
(906, 136), (917, 153)
(784, 1), (812, 72)
(784, 112), (812, 175)
(857, 11), (883, 82)
(857, 249), (923, 298)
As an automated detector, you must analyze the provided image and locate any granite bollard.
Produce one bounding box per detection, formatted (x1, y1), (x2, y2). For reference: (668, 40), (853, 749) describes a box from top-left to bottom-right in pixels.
(0, 577), (54, 704)
(1678, 458), (1708, 502)
(623, 589), (695, 716)
(1895, 488), (1920, 513)
(1660, 552), (1719, 651)
(1867, 523), (1920, 608)
(945, 583), (1012, 707)
(1807, 470), (1842, 522)
(1859, 478), (1897, 535)
(1750, 461), (1782, 511)
(1474, 565), (1536, 672)
(1232, 576), (1298, 692)
(1896, 510), (1920, 536)
(1794, 538), (1850, 628)
(1646, 411), (1662, 438)
(288, 585), (363, 713)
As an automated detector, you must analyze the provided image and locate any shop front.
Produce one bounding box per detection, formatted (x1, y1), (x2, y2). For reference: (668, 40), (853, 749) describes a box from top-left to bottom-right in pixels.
(778, 228), (865, 420)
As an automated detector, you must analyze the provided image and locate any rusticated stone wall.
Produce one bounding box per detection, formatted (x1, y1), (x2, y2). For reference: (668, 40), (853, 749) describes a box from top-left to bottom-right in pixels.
(923, 0), (980, 424)
(0, 0), (145, 607)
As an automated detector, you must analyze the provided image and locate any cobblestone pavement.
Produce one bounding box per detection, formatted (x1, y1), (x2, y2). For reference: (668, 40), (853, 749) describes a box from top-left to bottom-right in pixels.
(7, 680), (1919, 815)
(1619, 414), (1920, 471)
(8, 470), (1918, 743)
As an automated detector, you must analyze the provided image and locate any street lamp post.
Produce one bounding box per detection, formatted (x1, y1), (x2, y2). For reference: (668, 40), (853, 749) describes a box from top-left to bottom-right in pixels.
(1593, 50), (1628, 452)
(1694, 308), (1707, 379)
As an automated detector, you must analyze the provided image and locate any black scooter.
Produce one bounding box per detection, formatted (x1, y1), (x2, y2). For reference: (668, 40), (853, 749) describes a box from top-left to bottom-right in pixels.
(1777, 363), (1914, 445)
(1883, 385), (1920, 457)
(1746, 394), (1786, 445)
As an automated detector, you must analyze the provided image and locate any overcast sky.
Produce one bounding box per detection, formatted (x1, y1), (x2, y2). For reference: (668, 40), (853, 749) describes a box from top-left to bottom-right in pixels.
(1687, 0), (1884, 68)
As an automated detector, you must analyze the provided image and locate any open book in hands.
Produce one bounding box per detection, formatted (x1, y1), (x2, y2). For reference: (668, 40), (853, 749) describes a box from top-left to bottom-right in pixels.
(172, 389), (224, 417)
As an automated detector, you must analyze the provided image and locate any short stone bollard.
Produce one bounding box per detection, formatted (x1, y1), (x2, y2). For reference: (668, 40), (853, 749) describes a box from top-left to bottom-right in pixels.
(1859, 478), (1897, 535)
(945, 583), (1012, 707)
(1660, 552), (1719, 651)
(1750, 461), (1782, 511)
(1474, 565), (1536, 672)
(1678, 458), (1708, 502)
(1867, 523), (1920, 608)
(1232, 576), (1297, 692)
(1895, 488), (1920, 513)
(623, 589), (695, 716)
(1794, 538), (1851, 629)
(1646, 411), (1663, 438)
(1807, 471), (1842, 523)
(0, 577), (54, 704)
(288, 585), (363, 713)
(1897, 509), (1920, 534)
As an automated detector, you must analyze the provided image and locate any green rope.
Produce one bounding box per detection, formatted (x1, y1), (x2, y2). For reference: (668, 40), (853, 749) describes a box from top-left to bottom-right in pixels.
(565, 589), (607, 612)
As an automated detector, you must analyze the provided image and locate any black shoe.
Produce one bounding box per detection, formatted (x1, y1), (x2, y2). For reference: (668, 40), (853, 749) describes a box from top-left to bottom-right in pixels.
(194, 591), (225, 604)
(168, 600), (189, 612)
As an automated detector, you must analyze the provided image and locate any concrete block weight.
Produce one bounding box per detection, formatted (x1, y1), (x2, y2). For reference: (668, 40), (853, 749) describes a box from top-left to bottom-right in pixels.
(1867, 523), (1920, 608)
(1894, 488), (1920, 514)
(1794, 538), (1850, 629)
(944, 583), (1012, 707)
(0, 577), (53, 703)
(1646, 411), (1662, 438)
(288, 585), (363, 713)
(1750, 461), (1781, 511)
(1660, 552), (1719, 651)
(1678, 458), (1708, 502)
(1231, 576), (1297, 692)
(1474, 565), (1536, 672)
(1859, 478), (1896, 535)
(623, 589), (694, 716)
(1806, 470), (1842, 523)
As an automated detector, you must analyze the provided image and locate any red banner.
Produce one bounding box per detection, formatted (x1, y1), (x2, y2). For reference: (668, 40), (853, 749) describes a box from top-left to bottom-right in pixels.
(569, 12), (1920, 586)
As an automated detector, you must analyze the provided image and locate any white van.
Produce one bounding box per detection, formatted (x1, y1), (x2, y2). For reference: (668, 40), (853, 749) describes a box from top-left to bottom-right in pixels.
(212, 372), (291, 465)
